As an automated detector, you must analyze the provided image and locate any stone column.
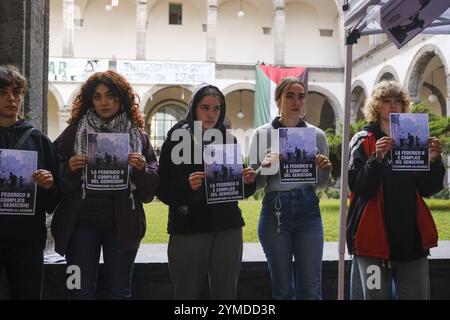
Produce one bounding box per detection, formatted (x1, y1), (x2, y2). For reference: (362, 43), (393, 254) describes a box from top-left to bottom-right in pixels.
(63, 0), (74, 57)
(207, 0), (218, 62)
(0, 0), (50, 298)
(136, 0), (148, 60)
(273, 0), (285, 66)
(350, 96), (357, 124)
(58, 106), (72, 133)
(0, 0), (50, 132)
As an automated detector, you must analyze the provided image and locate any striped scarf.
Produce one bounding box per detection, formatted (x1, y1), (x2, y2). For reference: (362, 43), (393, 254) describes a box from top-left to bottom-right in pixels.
(74, 108), (142, 156)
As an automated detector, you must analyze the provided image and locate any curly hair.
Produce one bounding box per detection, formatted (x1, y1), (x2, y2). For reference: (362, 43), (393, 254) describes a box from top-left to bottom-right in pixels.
(68, 70), (145, 131)
(363, 80), (411, 124)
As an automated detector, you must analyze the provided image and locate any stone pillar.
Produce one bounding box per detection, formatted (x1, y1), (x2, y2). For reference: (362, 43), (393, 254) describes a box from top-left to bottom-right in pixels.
(273, 0), (285, 66)
(0, 0), (49, 132)
(0, 0), (50, 298)
(63, 0), (74, 57)
(136, 0), (148, 60)
(206, 0), (218, 62)
(350, 96), (357, 124)
(58, 106), (72, 133)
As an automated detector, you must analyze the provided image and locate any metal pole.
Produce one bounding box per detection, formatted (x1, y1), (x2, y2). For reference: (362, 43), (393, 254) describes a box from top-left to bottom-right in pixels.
(337, 30), (353, 300)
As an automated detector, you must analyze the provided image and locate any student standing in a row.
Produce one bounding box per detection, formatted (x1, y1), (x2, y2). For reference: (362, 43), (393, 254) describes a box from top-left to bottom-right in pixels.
(51, 71), (159, 299)
(250, 77), (332, 300)
(0, 65), (60, 299)
(157, 84), (256, 299)
(347, 80), (446, 300)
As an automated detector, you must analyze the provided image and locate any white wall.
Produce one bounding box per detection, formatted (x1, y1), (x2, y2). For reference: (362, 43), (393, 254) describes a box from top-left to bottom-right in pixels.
(216, 0), (273, 64)
(47, 93), (60, 141)
(285, 2), (341, 67)
(73, 0), (136, 59)
(147, 0), (206, 62)
(49, 0), (63, 56)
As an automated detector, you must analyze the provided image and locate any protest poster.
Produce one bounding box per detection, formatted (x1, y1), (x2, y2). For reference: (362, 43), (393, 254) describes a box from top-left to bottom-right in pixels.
(390, 113), (429, 171)
(204, 144), (244, 204)
(0, 149), (37, 215)
(279, 127), (317, 183)
(86, 132), (129, 190)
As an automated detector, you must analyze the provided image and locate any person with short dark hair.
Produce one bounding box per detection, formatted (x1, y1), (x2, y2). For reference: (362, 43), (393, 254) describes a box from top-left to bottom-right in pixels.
(0, 65), (60, 299)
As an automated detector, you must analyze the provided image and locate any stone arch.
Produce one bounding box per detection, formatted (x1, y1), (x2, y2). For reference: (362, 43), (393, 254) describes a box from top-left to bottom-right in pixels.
(48, 84), (65, 111)
(374, 65), (400, 84)
(405, 44), (448, 100)
(147, 99), (188, 122)
(66, 84), (83, 108)
(307, 84), (342, 124)
(223, 87), (255, 130)
(221, 82), (255, 96)
(142, 85), (193, 115)
(351, 80), (368, 97)
(351, 81), (367, 123)
(47, 84), (65, 141)
(422, 82), (446, 116)
(147, 100), (188, 154)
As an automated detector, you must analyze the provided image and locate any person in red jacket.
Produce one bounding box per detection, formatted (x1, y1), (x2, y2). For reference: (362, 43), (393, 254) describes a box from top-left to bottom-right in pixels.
(51, 71), (159, 299)
(347, 80), (445, 300)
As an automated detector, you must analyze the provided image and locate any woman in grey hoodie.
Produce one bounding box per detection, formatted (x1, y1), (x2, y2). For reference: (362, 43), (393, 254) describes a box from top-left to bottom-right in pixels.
(249, 77), (332, 300)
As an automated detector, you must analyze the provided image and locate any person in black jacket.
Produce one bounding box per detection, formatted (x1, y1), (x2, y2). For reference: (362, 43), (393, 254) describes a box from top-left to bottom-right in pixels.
(347, 80), (445, 300)
(156, 84), (256, 299)
(51, 71), (159, 299)
(0, 65), (60, 299)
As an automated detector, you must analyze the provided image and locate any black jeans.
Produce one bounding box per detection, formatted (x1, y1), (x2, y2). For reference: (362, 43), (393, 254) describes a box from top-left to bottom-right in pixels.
(0, 246), (43, 299)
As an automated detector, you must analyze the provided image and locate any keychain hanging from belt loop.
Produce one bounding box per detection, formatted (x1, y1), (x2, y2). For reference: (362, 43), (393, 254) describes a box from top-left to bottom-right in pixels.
(274, 195), (282, 234)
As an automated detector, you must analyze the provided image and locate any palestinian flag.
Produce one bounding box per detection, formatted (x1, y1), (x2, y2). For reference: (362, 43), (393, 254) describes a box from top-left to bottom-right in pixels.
(254, 65), (308, 128)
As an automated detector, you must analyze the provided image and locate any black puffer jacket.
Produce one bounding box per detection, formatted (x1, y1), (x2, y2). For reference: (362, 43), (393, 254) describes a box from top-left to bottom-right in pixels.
(0, 119), (60, 250)
(156, 85), (255, 234)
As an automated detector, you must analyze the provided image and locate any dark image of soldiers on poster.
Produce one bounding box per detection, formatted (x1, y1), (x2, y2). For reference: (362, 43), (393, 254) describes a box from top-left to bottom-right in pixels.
(86, 132), (130, 190)
(0, 149), (37, 215)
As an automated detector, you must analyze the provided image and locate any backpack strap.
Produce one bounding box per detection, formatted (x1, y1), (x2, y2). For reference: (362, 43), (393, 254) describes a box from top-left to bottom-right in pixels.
(13, 128), (35, 149)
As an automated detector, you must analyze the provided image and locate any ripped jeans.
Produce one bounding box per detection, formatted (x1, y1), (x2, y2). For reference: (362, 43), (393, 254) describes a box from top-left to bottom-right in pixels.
(258, 188), (323, 300)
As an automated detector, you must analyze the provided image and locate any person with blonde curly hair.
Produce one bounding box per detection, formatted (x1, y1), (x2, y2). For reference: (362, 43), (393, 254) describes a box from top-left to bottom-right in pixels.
(363, 80), (410, 125)
(51, 70), (159, 299)
(347, 80), (445, 300)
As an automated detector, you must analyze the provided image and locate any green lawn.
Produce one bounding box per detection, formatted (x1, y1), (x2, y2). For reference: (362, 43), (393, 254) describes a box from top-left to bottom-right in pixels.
(143, 199), (450, 243)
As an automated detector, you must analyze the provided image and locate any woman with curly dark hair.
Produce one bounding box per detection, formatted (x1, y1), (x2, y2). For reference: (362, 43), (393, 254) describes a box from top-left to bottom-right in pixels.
(51, 70), (159, 299)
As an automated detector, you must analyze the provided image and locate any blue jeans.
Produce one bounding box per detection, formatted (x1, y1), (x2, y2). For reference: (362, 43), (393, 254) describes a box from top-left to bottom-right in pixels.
(65, 226), (137, 300)
(258, 188), (323, 300)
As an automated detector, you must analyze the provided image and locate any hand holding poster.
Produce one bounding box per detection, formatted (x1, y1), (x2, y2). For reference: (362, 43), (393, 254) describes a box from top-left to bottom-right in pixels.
(86, 133), (130, 190)
(279, 127), (318, 183)
(204, 144), (244, 204)
(0, 149), (37, 215)
(390, 113), (429, 171)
